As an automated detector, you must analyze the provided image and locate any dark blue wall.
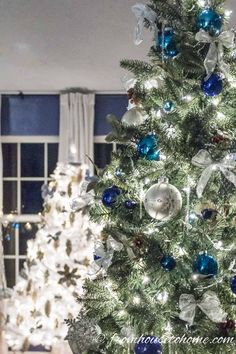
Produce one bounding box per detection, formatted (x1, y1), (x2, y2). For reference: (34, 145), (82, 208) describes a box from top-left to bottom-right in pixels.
(94, 94), (127, 135)
(1, 95), (59, 136)
(1, 94), (128, 136)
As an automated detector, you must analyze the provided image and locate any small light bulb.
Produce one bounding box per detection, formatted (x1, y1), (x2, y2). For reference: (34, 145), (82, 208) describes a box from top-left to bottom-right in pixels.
(225, 9), (233, 19)
(118, 310), (126, 317)
(182, 95), (193, 102)
(212, 97), (220, 106)
(216, 112), (226, 120)
(142, 275), (150, 285)
(156, 291), (169, 305)
(70, 143), (77, 155)
(165, 322), (172, 332)
(25, 222), (32, 231)
(155, 109), (162, 118)
(133, 296), (141, 305)
(192, 274), (199, 281)
(198, 0), (206, 7)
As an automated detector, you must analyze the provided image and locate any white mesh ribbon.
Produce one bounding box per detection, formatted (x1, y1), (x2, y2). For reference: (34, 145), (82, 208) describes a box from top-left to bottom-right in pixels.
(179, 291), (227, 326)
(195, 29), (235, 79)
(192, 149), (236, 198)
(131, 3), (156, 45)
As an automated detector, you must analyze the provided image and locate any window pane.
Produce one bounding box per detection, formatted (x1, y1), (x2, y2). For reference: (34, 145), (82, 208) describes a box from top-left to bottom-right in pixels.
(2, 225), (15, 255)
(21, 181), (43, 214)
(4, 259), (15, 288)
(94, 143), (113, 169)
(48, 143), (58, 177)
(3, 181), (17, 214)
(2, 143), (17, 177)
(19, 259), (26, 273)
(19, 223), (38, 255)
(21, 143), (44, 177)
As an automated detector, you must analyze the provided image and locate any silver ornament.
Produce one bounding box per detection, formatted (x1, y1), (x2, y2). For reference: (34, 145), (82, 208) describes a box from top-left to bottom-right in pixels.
(66, 311), (102, 354)
(144, 182), (182, 221)
(121, 107), (147, 126)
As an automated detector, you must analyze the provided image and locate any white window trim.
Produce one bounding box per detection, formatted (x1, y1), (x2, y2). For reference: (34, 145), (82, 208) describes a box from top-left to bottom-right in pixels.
(2, 136), (59, 286)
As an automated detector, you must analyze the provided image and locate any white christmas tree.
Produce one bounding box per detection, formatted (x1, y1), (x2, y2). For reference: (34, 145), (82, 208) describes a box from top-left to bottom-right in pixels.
(5, 163), (101, 351)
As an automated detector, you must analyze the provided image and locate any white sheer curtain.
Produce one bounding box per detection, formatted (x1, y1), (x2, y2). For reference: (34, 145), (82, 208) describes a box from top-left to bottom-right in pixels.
(0, 95), (8, 354)
(59, 92), (95, 173)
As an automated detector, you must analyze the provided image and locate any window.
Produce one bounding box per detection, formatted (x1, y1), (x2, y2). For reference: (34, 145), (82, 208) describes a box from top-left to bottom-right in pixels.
(2, 136), (59, 287)
(94, 136), (114, 169)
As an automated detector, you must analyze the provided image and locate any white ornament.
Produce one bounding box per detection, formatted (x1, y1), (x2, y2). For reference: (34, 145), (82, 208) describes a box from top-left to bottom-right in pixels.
(121, 107), (147, 127)
(144, 182), (182, 221)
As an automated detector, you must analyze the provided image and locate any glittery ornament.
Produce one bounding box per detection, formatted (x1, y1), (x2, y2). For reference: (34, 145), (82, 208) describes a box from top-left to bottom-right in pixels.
(102, 186), (121, 208)
(160, 255), (176, 271)
(201, 73), (223, 97)
(196, 8), (222, 36)
(144, 182), (182, 221)
(137, 134), (160, 161)
(134, 335), (162, 354)
(230, 275), (236, 294)
(193, 253), (218, 277)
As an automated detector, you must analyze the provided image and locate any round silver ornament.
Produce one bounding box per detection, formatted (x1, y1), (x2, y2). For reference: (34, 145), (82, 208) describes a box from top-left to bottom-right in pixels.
(121, 107), (147, 126)
(144, 182), (182, 221)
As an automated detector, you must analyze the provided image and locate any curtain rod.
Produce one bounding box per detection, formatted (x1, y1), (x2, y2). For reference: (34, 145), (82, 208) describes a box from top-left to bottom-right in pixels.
(0, 90), (125, 95)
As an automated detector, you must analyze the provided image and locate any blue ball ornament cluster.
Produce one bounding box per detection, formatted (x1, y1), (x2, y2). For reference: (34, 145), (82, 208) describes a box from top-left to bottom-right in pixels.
(230, 275), (236, 294)
(196, 8), (222, 36)
(201, 73), (223, 97)
(160, 255), (176, 271)
(102, 186), (121, 208)
(134, 336), (162, 354)
(156, 27), (179, 58)
(193, 253), (218, 277)
(137, 134), (160, 161)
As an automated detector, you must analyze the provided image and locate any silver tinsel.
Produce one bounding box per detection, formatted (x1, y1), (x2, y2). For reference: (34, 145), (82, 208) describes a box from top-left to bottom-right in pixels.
(66, 312), (102, 354)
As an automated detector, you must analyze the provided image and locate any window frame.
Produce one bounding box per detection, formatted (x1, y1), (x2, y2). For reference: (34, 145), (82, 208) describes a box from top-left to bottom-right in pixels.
(2, 135), (59, 287)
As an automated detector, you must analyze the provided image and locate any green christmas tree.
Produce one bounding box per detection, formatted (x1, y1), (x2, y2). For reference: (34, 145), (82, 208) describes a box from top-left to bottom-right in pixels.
(66, 1), (236, 353)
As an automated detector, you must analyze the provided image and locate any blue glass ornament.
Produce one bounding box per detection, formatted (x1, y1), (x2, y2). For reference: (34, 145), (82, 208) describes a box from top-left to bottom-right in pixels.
(201, 208), (216, 220)
(124, 200), (137, 210)
(201, 73), (223, 97)
(193, 253), (218, 277)
(102, 186), (121, 208)
(230, 275), (236, 294)
(196, 8), (222, 36)
(5, 234), (12, 242)
(157, 28), (174, 49)
(160, 255), (176, 271)
(134, 336), (162, 354)
(137, 134), (160, 161)
(164, 42), (179, 58)
(163, 100), (174, 113)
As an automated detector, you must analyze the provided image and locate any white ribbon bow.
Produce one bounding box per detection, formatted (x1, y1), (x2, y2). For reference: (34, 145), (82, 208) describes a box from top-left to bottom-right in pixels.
(131, 3), (156, 45)
(179, 291), (227, 326)
(192, 149), (236, 198)
(195, 29), (235, 79)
